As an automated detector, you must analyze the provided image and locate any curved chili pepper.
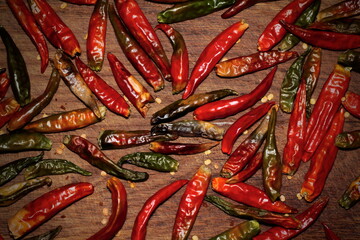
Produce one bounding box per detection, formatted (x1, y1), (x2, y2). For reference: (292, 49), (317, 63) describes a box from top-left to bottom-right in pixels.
(86, 177), (127, 240)
(0, 26), (31, 107)
(182, 21), (249, 99)
(211, 177), (297, 213)
(0, 69), (10, 100)
(226, 152), (263, 184)
(0, 132), (52, 153)
(253, 197), (328, 240)
(8, 182), (94, 239)
(194, 67), (276, 120)
(172, 165), (211, 240)
(149, 0), (189, 2)
(338, 50), (360, 72)
(221, 0), (276, 19)
(335, 130), (360, 149)
(339, 175), (360, 209)
(61, 0), (97, 4)
(24, 226), (62, 240)
(342, 91), (360, 118)
(316, 0), (360, 22)
(0, 98), (20, 129)
(6, 0), (49, 73)
(149, 141), (219, 155)
(309, 18), (360, 34)
(132, 179), (188, 240)
(7, 68), (61, 131)
(258, 0), (316, 51)
(322, 223), (341, 240)
(155, 24), (189, 94)
(209, 220), (260, 240)
(75, 57), (130, 117)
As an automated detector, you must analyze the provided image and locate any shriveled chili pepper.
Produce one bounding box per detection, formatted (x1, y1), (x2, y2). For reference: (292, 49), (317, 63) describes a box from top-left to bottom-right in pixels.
(253, 197), (328, 240)
(339, 175), (360, 209)
(151, 120), (225, 140)
(23, 107), (106, 133)
(149, 141), (219, 155)
(316, 0), (360, 22)
(302, 64), (350, 162)
(226, 152), (263, 184)
(194, 68), (276, 120)
(0, 177), (52, 207)
(86, 177), (127, 240)
(0, 26), (31, 107)
(0, 69), (10, 100)
(24, 159), (92, 180)
(222, 0), (277, 19)
(0, 98), (20, 129)
(75, 57), (130, 117)
(151, 89), (238, 125)
(212, 177), (297, 213)
(322, 223), (341, 240)
(6, 0), (49, 73)
(205, 195), (301, 229)
(338, 50), (360, 72)
(172, 165), (211, 240)
(148, 0), (189, 2)
(7, 68), (61, 131)
(336, 130), (360, 149)
(342, 91), (360, 118)
(0, 132), (52, 153)
(301, 108), (345, 202)
(115, 0), (171, 81)
(182, 21), (249, 99)
(257, 0), (317, 51)
(8, 182), (94, 239)
(108, 4), (164, 92)
(28, 0), (81, 57)
(64, 135), (149, 181)
(155, 24), (189, 94)
(309, 18), (360, 34)
(61, 0), (97, 4)
(209, 220), (260, 240)
(98, 130), (178, 150)
(132, 179), (188, 240)
(24, 226), (62, 240)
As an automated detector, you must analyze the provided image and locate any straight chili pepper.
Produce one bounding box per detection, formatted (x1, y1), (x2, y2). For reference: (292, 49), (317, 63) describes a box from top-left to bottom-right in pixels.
(309, 18), (360, 34)
(316, 0), (360, 22)
(62, 0), (97, 4)
(342, 91), (360, 118)
(0, 132), (52, 153)
(86, 177), (127, 240)
(209, 220), (260, 240)
(221, 0), (277, 19)
(339, 175), (360, 209)
(0, 98), (20, 129)
(322, 223), (341, 240)
(194, 67), (276, 120)
(24, 226), (62, 240)
(28, 0), (81, 57)
(172, 165), (211, 240)
(182, 21), (249, 99)
(8, 182), (94, 239)
(0, 69), (10, 100)
(335, 130), (360, 149)
(149, 141), (219, 155)
(226, 152), (263, 184)
(132, 179), (188, 240)
(338, 50), (360, 72)
(6, 0), (49, 73)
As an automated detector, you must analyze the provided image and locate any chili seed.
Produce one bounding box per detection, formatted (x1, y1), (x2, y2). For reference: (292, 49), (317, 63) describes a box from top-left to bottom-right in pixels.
(310, 98), (316, 105)
(243, 130), (249, 135)
(267, 93), (274, 100)
(36, 55), (41, 61)
(296, 193), (302, 200)
(60, 3), (67, 9)
(84, 33), (88, 40)
(101, 171), (107, 176)
(102, 208), (109, 216)
(101, 219), (108, 225)
(344, 112), (350, 118)
(287, 176), (292, 180)
(261, 96), (268, 103)
(204, 159), (211, 165)
(280, 195), (286, 202)
(130, 182), (136, 188)
(170, 172), (175, 175)
(213, 163), (219, 169)
(155, 97), (162, 104)
(192, 236), (199, 240)
(55, 148), (63, 155)
(204, 150), (211, 155)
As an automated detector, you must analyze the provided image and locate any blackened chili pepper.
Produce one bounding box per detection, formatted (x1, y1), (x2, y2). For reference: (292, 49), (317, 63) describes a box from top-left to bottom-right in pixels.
(132, 179), (188, 240)
(62, 0), (97, 4)
(0, 69), (10, 100)
(151, 89), (238, 125)
(226, 152), (263, 184)
(28, 0), (81, 57)
(211, 177), (297, 213)
(8, 182), (94, 239)
(24, 226), (62, 240)
(342, 91), (360, 118)
(339, 175), (360, 209)
(0, 98), (20, 129)
(316, 0), (360, 22)
(221, 0), (276, 19)
(322, 223), (341, 240)
(182, 21), (249, 99)
(309, 18), (360, 34)
(194, 68), (276, 120)
(86, 177), (127, 240)
(149, 141), (219, 155)
(0, 26), (31, 107)
(0, 132), (52, 153)
(209, 220), (260, 240)
(335, 130), (360, 149)
(338, 50), (360, 72)
(172, 165), (211, 240)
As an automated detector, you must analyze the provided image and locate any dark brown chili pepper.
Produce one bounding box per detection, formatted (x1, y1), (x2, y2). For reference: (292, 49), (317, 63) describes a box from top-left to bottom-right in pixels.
(62, 0), (97, 4)
(316, 0), (360, 22)
(335, 130), (360, 149)
(149, 141), (219, 155)
(0, 68), (10, 100)
(309, 18), (360, 34)
(24, 226), (62, 240)
(0, 98), (20, 129)
(338, 50), (360, 72)
(0, 132), (52, 153)
(222, 0), (278, 19)
(339, 175), (360, 209)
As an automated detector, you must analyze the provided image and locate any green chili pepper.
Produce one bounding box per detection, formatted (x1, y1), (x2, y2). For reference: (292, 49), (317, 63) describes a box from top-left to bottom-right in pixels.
(0, 177), (52, 207)
(24, 159), (92, 180)
(157, 0), (236, 24)
(0, 26), (31, 106)
(0, 132), (52, 153)
(338, 50), (360, 73)
(335, 130), (360, 149)
(117, 152), (179, 172)
(151, 89), (238, 125)
(209, 220), (260, 240)
(0, 152), (44, 186)
(24, 226), (62, 240)
(339, 176), (360, 210)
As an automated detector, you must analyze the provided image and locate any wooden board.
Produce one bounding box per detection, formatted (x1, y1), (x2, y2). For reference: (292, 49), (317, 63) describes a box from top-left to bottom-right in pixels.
(0, 0), (359, 239)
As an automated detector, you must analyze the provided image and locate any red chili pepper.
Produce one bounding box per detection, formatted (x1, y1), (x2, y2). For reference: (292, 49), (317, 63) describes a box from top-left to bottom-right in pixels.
(342, 91), (360, 118)
(0, 69), (10, 100)
(226, 152), (263, 184)
(258, 0), (316, 51)
(28, 0), (81, 57)
(316, 0), (360, 22)
(322, 223), (341, 240)
(212, 177), (297, 214)
(61, 0), (97, 4)
(6, 0), (48, 73)
(194, 66), (276, 121)
(8, 182), (94, 239)
(86, 177), (127, 240)
(0, 98), (20, 129)
(221, 0), (276, 19)
(132, 179), (188, 240)
(183, 21), (249, 99)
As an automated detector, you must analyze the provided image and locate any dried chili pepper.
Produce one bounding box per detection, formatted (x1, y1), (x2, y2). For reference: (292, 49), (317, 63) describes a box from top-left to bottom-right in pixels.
(322, 223), (341, 240)
(28, 0), (81, 57)
(338, 50), (360, 72)
(149, 141), (219, 155)
(0, 26), (31, 107)
(182, 21), (248, 99)
(316, 0), (360, 22)
(24, 226), (62, 240)
(149, 0), (189, 2)
(253, 197), (328, 240)
(205, 196), (301, 229)
(8, 182), (94, 239)
(342, 91), (360, 118)
(0, 69), (10, 100)
(151, 89), (238, 125)
(0, 132), (52, 153)
(62, 0), (97, 4)
(75, 57), (130, 117)
(194, 68), (276, 120)
(339, 175), (360, 209)
(86, 177), (127, 240)
(309, 18), (360, 34)
(6, 0), (49, 73)
(212, 177), (297, 213)
(7, 68), (61, 131)
(0, 98), (20, 129)
(226, 152), (263, 184)
(222, 0), (277, 19)
(172, 165), (211, 240)
(209, 220), (260, 240)
(132, 179), (188, 240)
(335, 130), (360, 149)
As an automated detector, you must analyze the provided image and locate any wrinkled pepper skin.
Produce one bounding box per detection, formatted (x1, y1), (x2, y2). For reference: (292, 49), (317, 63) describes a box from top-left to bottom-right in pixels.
(8, 182), (94, 239)
(338, 50), (360, 72)
(182, 21), (249, 99)
(316, 0), (360, 22)
(0, 98), (20, 129)
(62, 0), (97, 4)
(0, 26), (31, 107)
(322, 223), (341, 240)
(172, 165), (211, 240)
(149, 141), (219, 155)
(86, 177), (127, 240)
(209, 220), (260, 240)
(24, 226), (62, 240)
(132, 179), (188, 240)
(222, 0), (276, 19)
(0, 132), (52, 153)
(339, 175), (360, 209)
(342, 91), (360, 118)
(0, 69), (10, 100)
(309, 18), (360, 34)
(335, 130), (360, 149)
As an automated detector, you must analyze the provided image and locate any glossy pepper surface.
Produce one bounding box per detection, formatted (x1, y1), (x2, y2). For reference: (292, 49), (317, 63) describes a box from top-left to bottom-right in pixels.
(209, 220), (260, 240)
(0, 69), (10, 100)
(316, 0), (360, 22)
(322, 223), (341, 240)
(309, 18), (360, 34)
(335, 130), (360, 149)
(341, 91), (360, 118)
(149, 141), (219, 155)
(24, 226), (62, 240)
(338, 50), (360, 72)
(221, 0), (276, 19)
(227, 152), (263, 184)
(339, 175), (360, 209)
(0, 98), (20, 129)
(0, 132), (52, 153)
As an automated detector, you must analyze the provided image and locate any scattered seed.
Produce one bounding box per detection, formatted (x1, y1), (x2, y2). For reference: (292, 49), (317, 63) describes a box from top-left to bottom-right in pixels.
(213, 163), (219, 169)
(243, 130), (249, 135)
(192, 236), (199, 240)
(60, 3), (67, 9)
(101, 171), (107, 176)
(101, 218), (108, 225)
(55, 148), (63, 155)
(170, 172), (175, 175)
(302, 43), (308, 49)
(102, 208), (109, 216)
(296, 193), (302, 200)
(310, 98), (316, 105)
(83, 33), (88, 40)
(116, 231), (122, 237)
(36, 55), (41, 61)
(204, 150), (211, 155)
(341, 97), (346, 102)
(220, 57), (228, 62)
(236, 39), (241, 44)
(155, 97), (162, 104)
(267, 93), (274, 100)
(0, 130), (4, 135)
(284, 214), (289, 217)
(287, 175), (292, 180)
(344, 112), (350, 118)
(81, 134), (87, 139)
(42, 113), (48, 118)
(59, 144), (65, 150)
(280, 195), (286, 202)
(130, 182), (136, 188)
(261, 96), (268, 103)
(204, 159), (212, 165)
